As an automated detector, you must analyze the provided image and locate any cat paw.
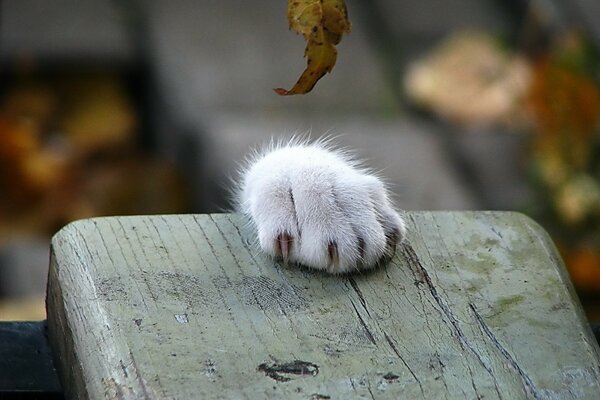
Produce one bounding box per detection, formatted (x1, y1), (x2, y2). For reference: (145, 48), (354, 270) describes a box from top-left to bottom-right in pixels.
(236, 140), (406, 273)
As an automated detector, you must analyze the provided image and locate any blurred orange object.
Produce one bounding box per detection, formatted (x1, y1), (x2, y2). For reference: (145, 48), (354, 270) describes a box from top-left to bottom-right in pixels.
(566, 247), (600, 291)
(527, 56), (600, 168)
(0, 114), (67, 208)
(0, 70), (189, 242)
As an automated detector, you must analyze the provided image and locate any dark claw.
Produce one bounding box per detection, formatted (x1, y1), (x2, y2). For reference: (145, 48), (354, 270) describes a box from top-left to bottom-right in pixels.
(327, 241), (339, 272)
(385, 227), (401, 257)
(275, 232), (293, 265)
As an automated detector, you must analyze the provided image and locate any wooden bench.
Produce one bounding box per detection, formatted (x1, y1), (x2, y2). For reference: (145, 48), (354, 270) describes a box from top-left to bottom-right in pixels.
(47, 212), (600, 399)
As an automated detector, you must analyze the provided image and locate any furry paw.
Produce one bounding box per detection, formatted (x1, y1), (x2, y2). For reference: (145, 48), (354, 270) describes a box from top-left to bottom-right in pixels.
(236, 139), (406, 273)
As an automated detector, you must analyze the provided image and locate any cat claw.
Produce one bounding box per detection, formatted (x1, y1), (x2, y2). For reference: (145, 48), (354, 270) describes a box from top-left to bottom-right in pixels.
(275, 232), (293, 265)
(327, 241), (339, 272)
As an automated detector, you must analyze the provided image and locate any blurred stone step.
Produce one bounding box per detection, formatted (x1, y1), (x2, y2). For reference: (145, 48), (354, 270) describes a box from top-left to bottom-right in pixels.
(0, 239), (49, 299)
(0, 0), (133, 63)
(190, 112), (478, 212)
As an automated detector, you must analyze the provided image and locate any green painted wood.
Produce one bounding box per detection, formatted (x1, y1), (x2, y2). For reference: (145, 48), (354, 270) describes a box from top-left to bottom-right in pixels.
(46, 212), (600, 399)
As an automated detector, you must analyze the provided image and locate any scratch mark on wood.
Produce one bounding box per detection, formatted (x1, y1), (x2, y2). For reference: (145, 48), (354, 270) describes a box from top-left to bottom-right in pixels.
(348, 277), (372, 318)
(470, 303), (543, 400)
(366, 377), (376, 400)
(224, 214), (264, 269)
(384, 332), (424, 396)
(119, 359), (129, 378)
(490, 226), (504, 239)
(209, 214), (242, 270)
(401, 243), (503, 399)
(128, 350), (160, 399)
(350, 300), (377, 346)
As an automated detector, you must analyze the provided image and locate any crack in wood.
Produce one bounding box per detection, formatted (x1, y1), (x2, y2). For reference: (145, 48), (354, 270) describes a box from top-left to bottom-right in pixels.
(350, 300), (377, 346)
(348, 277), (372, 317)
(127, 350), (159, 399)
(366, 378), (376, 400)
(384, 333), (425, 397)
(400, 243), (503, 399)
(469, 303), (543, 400)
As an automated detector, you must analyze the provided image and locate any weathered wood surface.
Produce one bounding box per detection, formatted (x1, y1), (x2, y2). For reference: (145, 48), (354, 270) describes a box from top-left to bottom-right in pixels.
(47, 212), (600, 399)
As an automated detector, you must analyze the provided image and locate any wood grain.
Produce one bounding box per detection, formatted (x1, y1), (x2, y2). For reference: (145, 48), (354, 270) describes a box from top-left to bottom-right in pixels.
(47, 212), (600, 399)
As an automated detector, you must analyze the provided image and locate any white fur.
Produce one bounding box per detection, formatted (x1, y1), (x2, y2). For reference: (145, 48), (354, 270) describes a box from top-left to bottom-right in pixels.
(235, 139), (406, 274)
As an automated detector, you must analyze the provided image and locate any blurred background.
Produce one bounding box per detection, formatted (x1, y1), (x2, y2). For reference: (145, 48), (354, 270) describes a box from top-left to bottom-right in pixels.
(1, 0), (599, 321)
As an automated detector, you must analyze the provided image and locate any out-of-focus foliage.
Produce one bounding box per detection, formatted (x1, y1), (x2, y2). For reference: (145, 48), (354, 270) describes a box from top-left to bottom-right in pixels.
(526, 34), (600, 290)
(0, 70), (189, 241)
(528, 34), (600, 169)
(275, 0), (351, 96)
(404, 30), (600, 291)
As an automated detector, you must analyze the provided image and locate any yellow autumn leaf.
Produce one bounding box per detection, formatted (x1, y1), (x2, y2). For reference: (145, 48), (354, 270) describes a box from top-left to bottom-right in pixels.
(321, 0), (350, 44)
(275, 0), (351, 96)
(288, 0), (322, 36)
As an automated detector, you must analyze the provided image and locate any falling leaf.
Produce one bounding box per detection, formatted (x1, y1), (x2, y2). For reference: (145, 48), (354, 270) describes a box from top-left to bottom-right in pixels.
(275, 0), (351, 96)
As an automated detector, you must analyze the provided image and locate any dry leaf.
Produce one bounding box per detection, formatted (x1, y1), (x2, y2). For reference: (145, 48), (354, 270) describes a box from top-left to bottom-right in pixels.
(275, 0), (351, 96)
